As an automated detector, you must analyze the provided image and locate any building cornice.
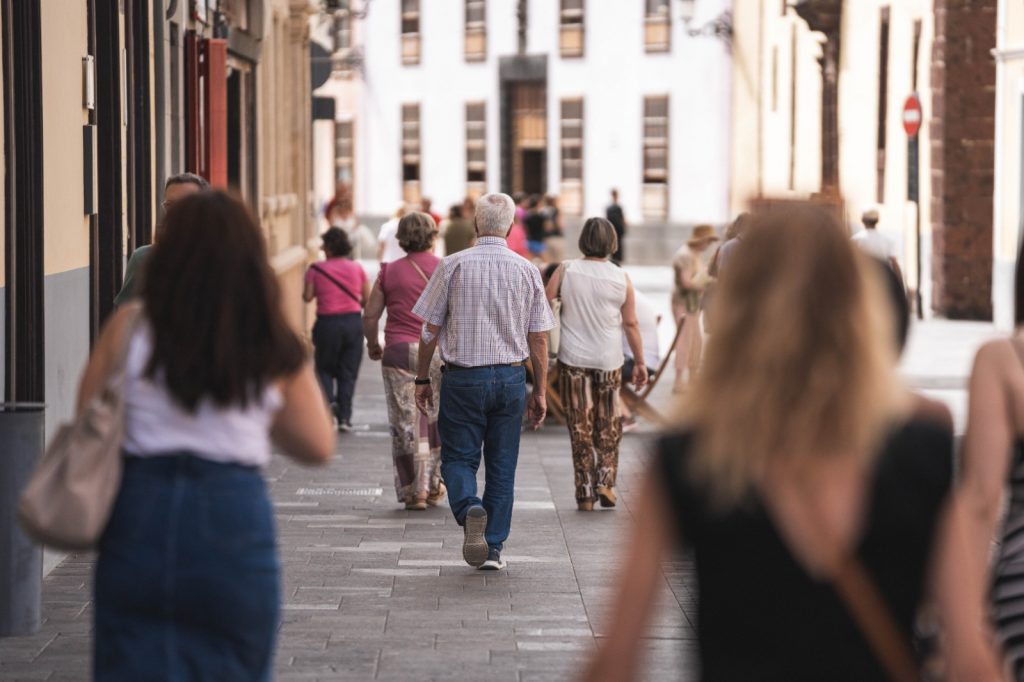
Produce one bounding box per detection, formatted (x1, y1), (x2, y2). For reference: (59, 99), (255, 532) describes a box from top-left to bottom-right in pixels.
(992, 46), (1024, 63)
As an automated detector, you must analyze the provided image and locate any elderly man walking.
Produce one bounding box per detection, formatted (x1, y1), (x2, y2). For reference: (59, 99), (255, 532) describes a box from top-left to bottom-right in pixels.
(413, 193), (555, 571)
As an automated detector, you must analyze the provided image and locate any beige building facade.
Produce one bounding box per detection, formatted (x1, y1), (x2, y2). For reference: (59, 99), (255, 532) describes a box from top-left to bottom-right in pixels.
(993, 0), (1024, 328)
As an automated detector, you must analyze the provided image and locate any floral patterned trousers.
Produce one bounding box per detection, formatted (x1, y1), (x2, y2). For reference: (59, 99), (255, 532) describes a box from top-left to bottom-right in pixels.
(382, 342), (443, 503)
(559, 363), (623, 503)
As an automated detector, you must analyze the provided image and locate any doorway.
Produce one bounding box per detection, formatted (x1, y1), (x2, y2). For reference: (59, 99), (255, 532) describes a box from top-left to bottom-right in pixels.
(227, 58), (256, 207)
(509, 83), (546, 196)
(520, 150), (545, 196)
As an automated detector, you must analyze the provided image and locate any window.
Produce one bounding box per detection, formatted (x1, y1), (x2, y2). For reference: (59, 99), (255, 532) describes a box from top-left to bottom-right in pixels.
(335, 119), (354, 185)
(560, 99), (584, 215)
(401, 0), (420, 66)
(333, 0), (353, 78)
(465, 0), (486, 62)
(876, 7), (890, 202)
(642, 96), (669, 220)
(560, 0), (584, 58)
(402, 104), (421, 204)
(645, 0), (670, 53)
(465, 102), (486, 197)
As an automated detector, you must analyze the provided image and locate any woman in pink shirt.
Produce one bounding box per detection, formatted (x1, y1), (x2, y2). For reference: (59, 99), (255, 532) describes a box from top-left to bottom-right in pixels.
(362, 213), (445, 510)
(303, 227), (370, 431)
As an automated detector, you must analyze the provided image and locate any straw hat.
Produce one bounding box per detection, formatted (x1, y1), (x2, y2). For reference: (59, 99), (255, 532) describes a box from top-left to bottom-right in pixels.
(688, 224), (720, 248)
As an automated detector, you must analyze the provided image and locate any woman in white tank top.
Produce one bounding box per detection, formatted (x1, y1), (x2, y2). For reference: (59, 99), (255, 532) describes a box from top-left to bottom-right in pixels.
(546, 218), (648, 511)
(76, 191), (335, 680)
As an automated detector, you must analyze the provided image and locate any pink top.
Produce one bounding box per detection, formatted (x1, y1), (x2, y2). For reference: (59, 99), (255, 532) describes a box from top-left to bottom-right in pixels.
(507, 224), (530, 258)
(305, 258), (367, 315)
(378, 252), (441, 346)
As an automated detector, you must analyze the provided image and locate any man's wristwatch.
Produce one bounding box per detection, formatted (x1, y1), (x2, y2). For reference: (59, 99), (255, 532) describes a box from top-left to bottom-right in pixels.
(414, 378), (431, 386)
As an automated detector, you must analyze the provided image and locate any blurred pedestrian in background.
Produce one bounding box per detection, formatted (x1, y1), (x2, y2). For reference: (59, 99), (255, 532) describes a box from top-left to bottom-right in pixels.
(507, 195), (531, 259)
(524, 195), (548, 262)
(304, 227), (370, 432)
(671, 224), (718, 393)
(546, 218), (647, 511)
(325, 182), (376, 260)
(584, 203), (999, 682)
(543, 195), (566, 262)
(420, 197), (442, 228)
(606, 189), (627, 265)
(114, 172), (208, 305)
(442, 203), (476, 256)
(378, 204), (409, 263)
(853, 207), (904, 285)
(960, 234), (1024, 680)
(363, 212), (446, 511)
(704, 213), (750, 335)
(413, 193), (555, 571)
(91, 191), (335, 680)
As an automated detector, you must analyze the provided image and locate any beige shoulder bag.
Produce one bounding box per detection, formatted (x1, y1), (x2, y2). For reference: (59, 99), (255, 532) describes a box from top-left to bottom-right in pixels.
(18, 304), (144, 551)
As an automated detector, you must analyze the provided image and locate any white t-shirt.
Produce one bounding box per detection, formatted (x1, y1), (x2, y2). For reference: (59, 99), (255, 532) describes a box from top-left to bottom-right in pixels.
(378, 219), (406, 263)
(852, 229), (897, 262)
(623, 290), (661, 368)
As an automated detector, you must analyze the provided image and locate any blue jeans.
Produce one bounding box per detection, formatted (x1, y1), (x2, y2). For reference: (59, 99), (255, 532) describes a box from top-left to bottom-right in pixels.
(438, 365), (527, 551)
(94, 453), (280, 681)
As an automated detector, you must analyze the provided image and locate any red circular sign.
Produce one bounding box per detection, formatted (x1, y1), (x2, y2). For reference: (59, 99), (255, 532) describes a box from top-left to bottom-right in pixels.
(902, 95), (923, 137)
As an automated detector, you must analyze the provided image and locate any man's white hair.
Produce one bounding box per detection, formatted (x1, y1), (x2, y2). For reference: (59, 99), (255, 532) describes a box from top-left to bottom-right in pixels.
(475, 193), (516, 237)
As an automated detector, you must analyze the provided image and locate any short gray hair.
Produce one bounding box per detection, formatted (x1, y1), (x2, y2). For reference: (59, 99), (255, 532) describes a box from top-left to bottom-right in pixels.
(475, 193), (516, 237)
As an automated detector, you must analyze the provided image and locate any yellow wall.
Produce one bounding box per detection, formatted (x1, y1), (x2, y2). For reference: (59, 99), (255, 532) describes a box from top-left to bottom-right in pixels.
(40, 0), (90, 276)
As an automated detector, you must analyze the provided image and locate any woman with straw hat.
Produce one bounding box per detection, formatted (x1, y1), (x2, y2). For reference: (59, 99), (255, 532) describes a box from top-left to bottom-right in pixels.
(672, 224), (719, 393)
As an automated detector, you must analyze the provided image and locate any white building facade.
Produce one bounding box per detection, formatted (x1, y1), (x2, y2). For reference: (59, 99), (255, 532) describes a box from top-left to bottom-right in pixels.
(315, 0), (733, 261)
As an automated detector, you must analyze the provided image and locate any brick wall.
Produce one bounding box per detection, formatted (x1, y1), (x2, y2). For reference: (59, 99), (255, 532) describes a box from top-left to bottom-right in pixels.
(930, 0), (997, 320)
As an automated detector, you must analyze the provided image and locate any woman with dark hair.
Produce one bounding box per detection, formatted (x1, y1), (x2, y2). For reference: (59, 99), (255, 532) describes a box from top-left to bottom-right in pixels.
(81, 191), (335, 679)
(363, 212), (446, 510)
(546, 217), (648, 511)
(961, 237), (1024, 679)
(303, 226), (371, 431)
(585, 203), (998, 681)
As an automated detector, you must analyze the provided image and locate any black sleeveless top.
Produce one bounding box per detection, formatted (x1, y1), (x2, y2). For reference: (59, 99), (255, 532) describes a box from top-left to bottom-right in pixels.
(657, 418), (953, 681)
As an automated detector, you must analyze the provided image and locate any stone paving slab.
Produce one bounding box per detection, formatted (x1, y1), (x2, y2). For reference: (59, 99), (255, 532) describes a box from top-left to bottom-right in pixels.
(0, 355), (693, 680)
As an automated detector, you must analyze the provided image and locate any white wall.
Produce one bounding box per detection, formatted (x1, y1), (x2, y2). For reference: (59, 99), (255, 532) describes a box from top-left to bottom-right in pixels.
(326, 0), (731, 227)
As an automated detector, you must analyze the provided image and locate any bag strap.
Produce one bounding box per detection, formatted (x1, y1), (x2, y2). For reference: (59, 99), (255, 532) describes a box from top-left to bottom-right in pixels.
(311, 263), (362, 308)
(102, 303), (146, 396)
(831, 557), (920, 682)
(406, 256), (430, 285)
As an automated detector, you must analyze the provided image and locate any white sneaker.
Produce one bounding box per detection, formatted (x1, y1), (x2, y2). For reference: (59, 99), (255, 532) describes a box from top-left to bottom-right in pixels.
(479, 547), (506, 571)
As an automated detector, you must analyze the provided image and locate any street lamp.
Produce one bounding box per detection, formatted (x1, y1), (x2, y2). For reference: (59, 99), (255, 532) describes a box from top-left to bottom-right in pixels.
(680, 0), (733, 45)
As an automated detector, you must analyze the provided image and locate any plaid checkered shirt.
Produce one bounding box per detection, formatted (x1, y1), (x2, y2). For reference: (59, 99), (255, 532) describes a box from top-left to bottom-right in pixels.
(412, 236), (556, 367)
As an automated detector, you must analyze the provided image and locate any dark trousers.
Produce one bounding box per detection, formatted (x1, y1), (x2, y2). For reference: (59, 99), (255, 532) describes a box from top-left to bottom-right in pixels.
(438, 365), (526, 551)
(95, 454), (279, 681)
(312, 312), (363, 422)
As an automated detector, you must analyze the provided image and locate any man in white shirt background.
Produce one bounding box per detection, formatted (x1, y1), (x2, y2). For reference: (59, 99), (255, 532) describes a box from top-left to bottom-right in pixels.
(852, 208), (904, 285)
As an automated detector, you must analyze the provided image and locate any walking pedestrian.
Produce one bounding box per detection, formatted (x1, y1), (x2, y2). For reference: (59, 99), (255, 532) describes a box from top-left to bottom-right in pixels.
(441, 203), (476, 256)
(960, 234), (1024, 679)
(853, 207), (904, 284)
(545, 218), (648, 511)
(412, 193), (555, 571)
(377, 204), (409, 263)
(420, 196), (443, 228)
(363, 212), (447, 511)
(584, 202), (1000, 682)
(90, 191), (335, 680)
(704, 213), (750, 334)
(303, 227), (370, 432)
(524, 195), (548, 261)
(606, 189), (627, 265)
(543, 195), (567, 262)
(671, 224), (718, 392)
(114, 172), (208, 305)
(325, 183), (377, 260)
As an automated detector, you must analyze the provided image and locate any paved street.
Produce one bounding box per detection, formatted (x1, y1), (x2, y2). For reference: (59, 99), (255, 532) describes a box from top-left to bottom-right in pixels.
(0, 356), (693, 681)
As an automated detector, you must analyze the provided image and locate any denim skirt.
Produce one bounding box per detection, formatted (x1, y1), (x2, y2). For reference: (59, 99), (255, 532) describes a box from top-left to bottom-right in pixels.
(94, 452), (280, 681)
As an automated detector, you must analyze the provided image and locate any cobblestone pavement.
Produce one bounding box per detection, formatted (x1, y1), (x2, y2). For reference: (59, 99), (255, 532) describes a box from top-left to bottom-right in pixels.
(0, 357), (694, 681)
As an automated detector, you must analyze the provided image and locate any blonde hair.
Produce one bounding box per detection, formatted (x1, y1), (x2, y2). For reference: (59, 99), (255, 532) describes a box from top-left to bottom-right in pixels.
(679, 202), (906, 506)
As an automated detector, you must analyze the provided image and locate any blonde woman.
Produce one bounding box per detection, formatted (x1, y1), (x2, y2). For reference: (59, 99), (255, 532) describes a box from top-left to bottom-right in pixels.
(584, 204), (1000, 681)
(671, 224), (718, 392)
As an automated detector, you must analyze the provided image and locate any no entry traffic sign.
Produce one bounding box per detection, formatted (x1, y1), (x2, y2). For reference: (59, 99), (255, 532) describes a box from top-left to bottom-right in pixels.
(903, 94), (923, 138)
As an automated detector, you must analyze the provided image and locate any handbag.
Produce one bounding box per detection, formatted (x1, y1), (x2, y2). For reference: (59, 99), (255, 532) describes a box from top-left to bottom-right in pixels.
(17, 304), (144, 551)
(548, 264), (566, 357)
